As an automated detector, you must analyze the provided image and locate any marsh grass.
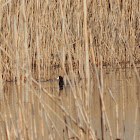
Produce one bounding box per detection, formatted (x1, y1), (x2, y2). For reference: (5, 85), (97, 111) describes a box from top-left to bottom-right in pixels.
(0, 0), (139, 139)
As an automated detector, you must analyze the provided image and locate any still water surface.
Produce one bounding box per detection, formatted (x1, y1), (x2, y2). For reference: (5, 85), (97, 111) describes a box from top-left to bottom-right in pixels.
(0, 68), (139, 140)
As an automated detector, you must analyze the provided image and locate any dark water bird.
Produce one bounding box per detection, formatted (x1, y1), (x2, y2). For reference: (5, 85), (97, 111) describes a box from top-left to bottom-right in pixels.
(57, 75), (82, 90)
(57, 76), (64, 90)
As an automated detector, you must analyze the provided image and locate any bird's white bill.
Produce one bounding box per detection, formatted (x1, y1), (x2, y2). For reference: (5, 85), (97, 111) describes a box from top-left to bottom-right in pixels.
(57, 77), (59, 80)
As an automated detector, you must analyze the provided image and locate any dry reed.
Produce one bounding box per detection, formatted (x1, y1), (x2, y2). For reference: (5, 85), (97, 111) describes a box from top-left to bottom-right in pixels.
(0, 0), (139, 139)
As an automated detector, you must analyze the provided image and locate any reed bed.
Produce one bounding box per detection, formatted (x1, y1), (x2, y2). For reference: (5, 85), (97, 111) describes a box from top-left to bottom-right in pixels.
(0, 0), (139, 140)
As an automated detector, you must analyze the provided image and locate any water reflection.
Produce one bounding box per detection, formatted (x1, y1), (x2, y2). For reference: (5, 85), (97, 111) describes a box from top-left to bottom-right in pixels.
(0, 68), (139, 140)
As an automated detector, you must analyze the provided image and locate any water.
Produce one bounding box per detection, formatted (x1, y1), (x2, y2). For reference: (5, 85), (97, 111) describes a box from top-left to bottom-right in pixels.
(0, 68), (139, 140)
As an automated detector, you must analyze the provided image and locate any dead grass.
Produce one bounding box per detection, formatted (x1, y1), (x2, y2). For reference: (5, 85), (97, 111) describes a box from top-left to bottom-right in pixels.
(0, 0), (139, 139)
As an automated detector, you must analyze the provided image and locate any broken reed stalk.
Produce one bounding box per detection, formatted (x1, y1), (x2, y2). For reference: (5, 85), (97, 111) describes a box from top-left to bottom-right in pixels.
(133, 102), (138, 140)
(108, 88), (119, 139)
(83, 0), (90, 113)
(100, 56), (104, 140)
(0, 49), (3, 95)
(122, 79), (126, 140)
(13, 16), (21, 137)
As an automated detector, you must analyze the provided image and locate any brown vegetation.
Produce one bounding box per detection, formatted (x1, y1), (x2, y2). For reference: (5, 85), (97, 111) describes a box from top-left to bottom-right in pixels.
(0, 0), (139, 139)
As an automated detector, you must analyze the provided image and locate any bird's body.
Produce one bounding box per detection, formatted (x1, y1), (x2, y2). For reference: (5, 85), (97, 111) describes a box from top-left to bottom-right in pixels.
(57, 76), (64, 90)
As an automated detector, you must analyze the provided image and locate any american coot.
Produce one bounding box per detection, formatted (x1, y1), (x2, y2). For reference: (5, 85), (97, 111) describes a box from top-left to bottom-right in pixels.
(57, 76), (64, 90)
